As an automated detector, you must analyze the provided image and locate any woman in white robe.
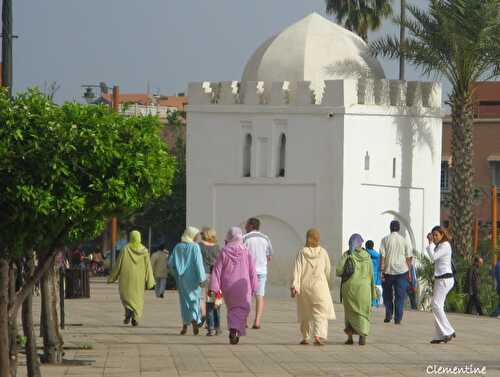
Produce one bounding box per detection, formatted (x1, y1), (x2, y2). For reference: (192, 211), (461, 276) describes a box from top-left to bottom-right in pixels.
(291, 229), (335, 345)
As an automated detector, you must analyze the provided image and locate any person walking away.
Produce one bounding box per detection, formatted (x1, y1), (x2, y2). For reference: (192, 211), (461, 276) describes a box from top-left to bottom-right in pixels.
(107, 230), (155, 326)
(336, 234), (376, 345)
(407, 263), (418, 310)
(291, 229), (335, 346)
(466, 256), (484, 315)
(380, 220), (413, 324)
(426, 226), (456, 343)
(198, 227), (221, 335)
(365, 240), (382, 307)
(169, 226), (206, 335)
(210, 227), (258, 345)
(243, 217), (273, 329)
(150, 246), (169, 298)
(490, 259), (500, 317)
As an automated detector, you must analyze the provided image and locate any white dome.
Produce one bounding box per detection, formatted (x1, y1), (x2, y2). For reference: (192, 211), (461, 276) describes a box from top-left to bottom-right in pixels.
(241, 13), (385, 96)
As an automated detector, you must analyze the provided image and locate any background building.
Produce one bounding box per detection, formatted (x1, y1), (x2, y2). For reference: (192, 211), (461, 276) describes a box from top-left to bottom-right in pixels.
(441, 82), (500, 231)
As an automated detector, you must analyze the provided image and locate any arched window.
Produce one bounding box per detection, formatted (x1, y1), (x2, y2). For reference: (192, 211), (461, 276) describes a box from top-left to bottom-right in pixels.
(277, 133), (286, 177)
(364, 151), (370, 171)
(243, 133), (252, 177)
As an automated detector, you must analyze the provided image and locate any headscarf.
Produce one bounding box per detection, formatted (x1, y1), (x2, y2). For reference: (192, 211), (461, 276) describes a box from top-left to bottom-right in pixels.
(225, 227), (244, 245)
(305, 228), (320, 248)
(181, 226), (199, 244)
(348, 233), (364, 252)
(129, 230), (143, 250)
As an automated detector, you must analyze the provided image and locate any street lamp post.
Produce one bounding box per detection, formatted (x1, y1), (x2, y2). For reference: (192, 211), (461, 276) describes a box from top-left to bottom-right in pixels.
(1, 0), (17, 97)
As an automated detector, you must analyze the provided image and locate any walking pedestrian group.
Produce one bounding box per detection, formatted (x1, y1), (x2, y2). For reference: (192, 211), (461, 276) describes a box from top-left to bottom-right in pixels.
(108, 219), (463, 346)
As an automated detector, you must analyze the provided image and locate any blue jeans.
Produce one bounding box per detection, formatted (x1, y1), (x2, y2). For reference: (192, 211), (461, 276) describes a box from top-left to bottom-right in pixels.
(383, 272), (409, 322)
(206, 302), (220, 330)
(155, 278), (167, 297)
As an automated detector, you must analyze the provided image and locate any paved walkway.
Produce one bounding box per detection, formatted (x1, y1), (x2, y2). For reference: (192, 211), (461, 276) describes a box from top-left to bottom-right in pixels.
(17, 278), (500, 377)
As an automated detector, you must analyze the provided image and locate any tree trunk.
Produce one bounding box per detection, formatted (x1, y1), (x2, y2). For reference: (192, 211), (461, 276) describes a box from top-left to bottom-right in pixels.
(450, 92), (475, 257)
(0, 258), (10, 377)
(22, 256), (41, 377)
(40, 266), (63, 364)
(8, 264), (17, 377)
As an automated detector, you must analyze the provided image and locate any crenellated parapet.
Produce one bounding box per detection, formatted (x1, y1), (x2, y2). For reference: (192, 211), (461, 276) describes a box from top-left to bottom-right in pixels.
(188, 79), (442, 109)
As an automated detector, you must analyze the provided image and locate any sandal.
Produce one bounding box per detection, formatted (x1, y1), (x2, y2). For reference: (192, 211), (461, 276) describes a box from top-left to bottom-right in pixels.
(299, 340), (309, 345)
(430, 338), (445, 344)
(313, 336), (324, 346)
(192, 320), (199, 335)
(180, 325), (188, 335)
(229, 328), (239, 345)
(345, 336), (354, 345)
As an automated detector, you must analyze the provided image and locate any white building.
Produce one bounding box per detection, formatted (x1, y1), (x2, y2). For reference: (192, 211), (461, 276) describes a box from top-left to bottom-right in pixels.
(186, 13), (443, 287)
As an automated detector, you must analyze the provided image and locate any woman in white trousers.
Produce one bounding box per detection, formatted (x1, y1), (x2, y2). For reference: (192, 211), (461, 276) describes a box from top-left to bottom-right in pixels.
(426, 226), (456, 344)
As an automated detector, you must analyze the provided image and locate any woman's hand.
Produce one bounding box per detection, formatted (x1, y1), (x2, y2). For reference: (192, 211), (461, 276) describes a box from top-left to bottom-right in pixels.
(426, 233), (433, 244)
(290, 287), (299, 298)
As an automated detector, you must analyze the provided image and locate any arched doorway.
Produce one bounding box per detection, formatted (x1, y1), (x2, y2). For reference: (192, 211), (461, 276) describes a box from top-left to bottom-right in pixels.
(240, 214), (303, 287)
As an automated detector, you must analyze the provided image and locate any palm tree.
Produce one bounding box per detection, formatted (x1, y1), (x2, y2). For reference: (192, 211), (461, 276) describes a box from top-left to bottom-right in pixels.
(325, 0), (393, 42)
(371, 0), (500, 257)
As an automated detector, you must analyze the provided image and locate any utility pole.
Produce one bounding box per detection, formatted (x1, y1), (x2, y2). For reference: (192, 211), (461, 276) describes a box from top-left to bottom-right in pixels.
(110, 86), (120, 267)
(1, 0), (14, 96)
(399, 0), (406, 81)
(492, 186), (498, 268)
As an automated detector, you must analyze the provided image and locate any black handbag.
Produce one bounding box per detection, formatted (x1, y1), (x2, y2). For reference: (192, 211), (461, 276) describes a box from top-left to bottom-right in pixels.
(341, 250), (355, 283)
(340, 250), (355, 302)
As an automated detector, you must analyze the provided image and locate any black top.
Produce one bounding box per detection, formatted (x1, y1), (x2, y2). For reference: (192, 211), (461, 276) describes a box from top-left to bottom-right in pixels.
(198, 243), (220, 273)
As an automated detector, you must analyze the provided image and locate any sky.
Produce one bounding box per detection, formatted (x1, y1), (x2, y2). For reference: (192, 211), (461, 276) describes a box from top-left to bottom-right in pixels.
(12, 0), (444, 103)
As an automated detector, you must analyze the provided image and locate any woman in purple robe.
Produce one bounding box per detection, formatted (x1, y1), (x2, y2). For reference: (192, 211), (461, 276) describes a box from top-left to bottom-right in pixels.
(210, 227), (258, 344)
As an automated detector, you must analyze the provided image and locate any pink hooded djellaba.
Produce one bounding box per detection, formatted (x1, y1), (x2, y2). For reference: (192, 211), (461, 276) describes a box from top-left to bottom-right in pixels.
(210, 227), (258, 336)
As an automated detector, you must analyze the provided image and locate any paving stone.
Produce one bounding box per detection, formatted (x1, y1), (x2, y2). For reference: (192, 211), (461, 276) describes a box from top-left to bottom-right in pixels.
(12, 277), (500, 376)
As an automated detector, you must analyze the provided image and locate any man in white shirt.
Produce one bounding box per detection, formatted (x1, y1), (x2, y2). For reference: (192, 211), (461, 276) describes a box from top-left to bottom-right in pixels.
(243, 217), (273, 329)
(380, 220), (413, 324)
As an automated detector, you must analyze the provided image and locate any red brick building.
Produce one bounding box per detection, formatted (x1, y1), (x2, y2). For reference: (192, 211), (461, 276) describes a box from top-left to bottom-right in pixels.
(441, 82), (500, 228)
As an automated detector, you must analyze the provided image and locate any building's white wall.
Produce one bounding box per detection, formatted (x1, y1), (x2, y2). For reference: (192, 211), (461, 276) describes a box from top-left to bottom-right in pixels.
(341, 109), (442, 255)
(187, 78), (443, 289)
(186, 108), (343, 285)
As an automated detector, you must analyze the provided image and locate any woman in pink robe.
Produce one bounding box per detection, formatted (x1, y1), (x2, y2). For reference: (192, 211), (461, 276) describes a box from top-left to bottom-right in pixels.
(210, 227), (258, 344)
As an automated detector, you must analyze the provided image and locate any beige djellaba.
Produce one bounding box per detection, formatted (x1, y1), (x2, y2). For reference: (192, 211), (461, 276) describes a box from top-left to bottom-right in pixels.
(291, 246), (336, 341)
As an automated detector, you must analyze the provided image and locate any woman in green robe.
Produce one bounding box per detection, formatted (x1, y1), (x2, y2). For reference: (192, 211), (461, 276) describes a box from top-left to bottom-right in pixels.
(108, 230), (155, 326)
(336, 233), (376, 345)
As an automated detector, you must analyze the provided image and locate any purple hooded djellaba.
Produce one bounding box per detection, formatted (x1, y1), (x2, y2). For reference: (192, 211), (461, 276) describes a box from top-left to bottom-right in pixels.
(210, 227), (258, 336)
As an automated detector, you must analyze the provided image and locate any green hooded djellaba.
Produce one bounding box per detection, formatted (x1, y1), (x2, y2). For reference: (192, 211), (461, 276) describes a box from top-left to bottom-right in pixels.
(336, 234), (377, 337)
(108, 230), (155, 321)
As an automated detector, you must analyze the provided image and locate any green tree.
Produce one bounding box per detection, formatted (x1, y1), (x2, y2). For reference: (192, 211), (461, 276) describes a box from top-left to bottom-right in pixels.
(126, 110), (186, 249)
(371, 0), (500, 257)
(0, 88), (176, 376)
(325, 0), (393, 41)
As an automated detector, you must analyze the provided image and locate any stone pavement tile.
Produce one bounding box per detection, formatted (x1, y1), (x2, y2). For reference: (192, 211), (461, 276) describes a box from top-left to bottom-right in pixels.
(141, 372), (178, 377)
(353, 366), (399, 376)
(207, 360), (249, 374)
(65, 365), (104, 375)
(279, 362), (327, 376)
(177, 372), (219, 377)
